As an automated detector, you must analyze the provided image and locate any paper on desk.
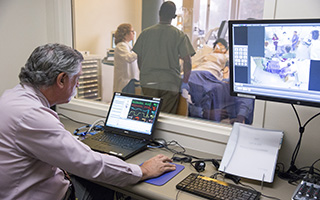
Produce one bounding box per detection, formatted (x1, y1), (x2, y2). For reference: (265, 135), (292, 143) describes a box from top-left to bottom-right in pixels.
(219, 123), (284, 183)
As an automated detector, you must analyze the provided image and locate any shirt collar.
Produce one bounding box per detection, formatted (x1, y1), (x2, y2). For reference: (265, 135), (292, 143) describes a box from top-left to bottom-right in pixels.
(20, 83), (51, 108)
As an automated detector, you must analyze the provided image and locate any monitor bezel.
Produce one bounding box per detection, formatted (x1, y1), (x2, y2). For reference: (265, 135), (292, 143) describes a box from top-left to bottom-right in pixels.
(229, 18), (320, 107)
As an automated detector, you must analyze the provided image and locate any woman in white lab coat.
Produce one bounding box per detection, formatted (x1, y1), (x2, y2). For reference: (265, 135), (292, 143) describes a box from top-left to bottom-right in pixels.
(113, 23), (139, 93)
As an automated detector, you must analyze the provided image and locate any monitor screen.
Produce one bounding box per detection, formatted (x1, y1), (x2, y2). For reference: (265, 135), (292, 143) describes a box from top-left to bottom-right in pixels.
(229, 19), (320, 107)
(111, 32), (116, 49)
(111, 31), (134, 49)
(105, 93), (162, 136)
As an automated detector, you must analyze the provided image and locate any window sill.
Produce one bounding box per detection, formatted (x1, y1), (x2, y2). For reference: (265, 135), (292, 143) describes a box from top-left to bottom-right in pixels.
(57, 98), (232, 155)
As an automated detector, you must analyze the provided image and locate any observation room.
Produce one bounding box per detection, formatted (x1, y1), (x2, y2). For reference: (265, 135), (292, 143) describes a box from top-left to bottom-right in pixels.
(1, 0), (320, 199)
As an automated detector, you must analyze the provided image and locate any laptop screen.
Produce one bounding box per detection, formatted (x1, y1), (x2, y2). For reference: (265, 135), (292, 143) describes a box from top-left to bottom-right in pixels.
(105, 93), (162, 136)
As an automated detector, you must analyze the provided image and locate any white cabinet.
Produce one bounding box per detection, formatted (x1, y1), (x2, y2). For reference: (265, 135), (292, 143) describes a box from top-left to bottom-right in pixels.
(76, 55), (101, 101)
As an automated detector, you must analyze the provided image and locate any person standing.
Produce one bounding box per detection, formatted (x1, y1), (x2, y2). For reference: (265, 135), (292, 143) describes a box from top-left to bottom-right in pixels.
(0, 43), (175, 200)
(272, 33), (279, 51)
(132, 1), (195, 114)
(291, 31), (299, 51)
(113, 23), (139, 93)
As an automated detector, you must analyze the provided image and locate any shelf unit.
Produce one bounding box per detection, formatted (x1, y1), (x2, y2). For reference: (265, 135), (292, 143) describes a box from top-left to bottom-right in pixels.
(76, 55), (101, 101)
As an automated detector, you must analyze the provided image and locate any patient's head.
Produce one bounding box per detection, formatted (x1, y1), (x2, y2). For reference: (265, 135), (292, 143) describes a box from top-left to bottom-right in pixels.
(213, 38), (228, 54)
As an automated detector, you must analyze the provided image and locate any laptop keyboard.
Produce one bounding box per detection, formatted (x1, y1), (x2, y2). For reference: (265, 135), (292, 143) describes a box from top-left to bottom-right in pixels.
(91, 133), (144, 150)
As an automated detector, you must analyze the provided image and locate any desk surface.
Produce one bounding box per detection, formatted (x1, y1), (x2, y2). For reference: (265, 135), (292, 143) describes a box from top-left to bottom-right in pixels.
(61, 117), (297, 200)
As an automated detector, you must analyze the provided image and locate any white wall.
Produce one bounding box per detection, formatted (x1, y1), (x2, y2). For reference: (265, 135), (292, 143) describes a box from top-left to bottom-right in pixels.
(0, 0), (47, 95)
(275, 0), (320, 19)
(73, 0), (142, 57)
(0, 0), (72, 95)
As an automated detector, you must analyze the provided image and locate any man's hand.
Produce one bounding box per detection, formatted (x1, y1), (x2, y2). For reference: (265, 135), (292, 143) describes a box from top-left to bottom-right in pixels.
(230, 115), (245, 124)
(140, 154), (176, 180)
(180, 82), (190, 92)
(181, 88), (193, 104)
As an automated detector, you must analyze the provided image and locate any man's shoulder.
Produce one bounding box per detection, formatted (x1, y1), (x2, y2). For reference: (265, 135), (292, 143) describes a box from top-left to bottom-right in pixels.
(142, 24), (183, 33)
(0, 84), (51, 116)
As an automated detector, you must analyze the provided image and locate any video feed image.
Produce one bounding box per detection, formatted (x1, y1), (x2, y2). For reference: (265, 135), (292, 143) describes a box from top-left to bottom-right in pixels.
(127, 99), (159, 123)
(250, 26), (320, 91)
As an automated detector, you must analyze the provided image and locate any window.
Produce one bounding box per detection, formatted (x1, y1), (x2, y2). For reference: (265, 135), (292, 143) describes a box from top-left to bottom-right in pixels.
(73, 0), (265, 126)
(238, 0), (264, 20)
(208, 0), (230, 30)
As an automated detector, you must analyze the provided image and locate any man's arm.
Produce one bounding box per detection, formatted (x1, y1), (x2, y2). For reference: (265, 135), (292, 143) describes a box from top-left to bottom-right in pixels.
(137, 55), (142, 70)
(181, 55), (192, 83)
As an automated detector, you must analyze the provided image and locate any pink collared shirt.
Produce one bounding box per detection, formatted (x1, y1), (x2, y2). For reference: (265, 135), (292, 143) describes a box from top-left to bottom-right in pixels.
(0, 84), (142, 200)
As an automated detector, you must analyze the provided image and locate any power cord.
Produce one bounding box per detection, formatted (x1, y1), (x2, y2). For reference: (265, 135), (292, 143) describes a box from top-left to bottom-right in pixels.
(278, 104), (320, 183)
(151, 139), (221, 172)
(72, 118), (105, 137)
(304, 158), (320, 183)
(86, 118), (105, 134)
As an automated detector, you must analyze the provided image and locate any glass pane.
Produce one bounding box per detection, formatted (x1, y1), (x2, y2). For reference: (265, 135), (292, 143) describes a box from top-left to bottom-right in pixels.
(198, 0), (208, 34)
(169, 0), (183, 29)
(188, 40), (255, 125)
(239, 0), (265, 20)
(208, 0), (230, 30)
(73, 0), (257, 126)
(187, 0), (255, 125)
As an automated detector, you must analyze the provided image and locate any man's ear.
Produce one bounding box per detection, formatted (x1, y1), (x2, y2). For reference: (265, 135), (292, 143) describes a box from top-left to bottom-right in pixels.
(56, 72), (67, 88)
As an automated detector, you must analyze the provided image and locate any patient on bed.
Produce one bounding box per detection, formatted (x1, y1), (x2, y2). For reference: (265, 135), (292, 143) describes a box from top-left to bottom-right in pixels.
(187, 38), (254, 125)
(192, 39), (229, 81)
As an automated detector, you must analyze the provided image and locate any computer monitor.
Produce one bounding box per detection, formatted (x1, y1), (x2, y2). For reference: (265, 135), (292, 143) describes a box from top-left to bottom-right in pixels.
(217, 20), (228, 40)
(229, 19), (320, 107)
(111, 31), (116, 49)
(111, 31), (135, 50)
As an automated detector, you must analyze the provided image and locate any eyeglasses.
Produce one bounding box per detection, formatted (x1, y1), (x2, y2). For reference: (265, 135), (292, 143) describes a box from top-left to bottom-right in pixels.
(215, 43), (227, 52)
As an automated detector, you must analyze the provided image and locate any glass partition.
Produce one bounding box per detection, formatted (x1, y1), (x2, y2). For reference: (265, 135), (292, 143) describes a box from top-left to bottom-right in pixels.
(72, 0), (265, 126)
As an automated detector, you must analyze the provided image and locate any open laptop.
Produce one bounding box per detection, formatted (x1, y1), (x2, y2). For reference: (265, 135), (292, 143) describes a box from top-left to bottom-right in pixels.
(81, 92), (162, 160)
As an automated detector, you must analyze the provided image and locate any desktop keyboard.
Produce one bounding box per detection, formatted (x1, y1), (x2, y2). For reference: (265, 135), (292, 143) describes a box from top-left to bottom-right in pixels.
(176, 173), (261, 200)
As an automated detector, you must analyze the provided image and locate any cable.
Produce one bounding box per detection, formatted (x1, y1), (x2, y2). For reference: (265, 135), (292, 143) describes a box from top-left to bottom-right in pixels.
(210, 172), (224, 179)
(165, 140), (186, 154)
(311, 158), (320, 168)
(278, 104), (320, 182)
(86, 118), (105, 134)
(307, 158), (320, 181)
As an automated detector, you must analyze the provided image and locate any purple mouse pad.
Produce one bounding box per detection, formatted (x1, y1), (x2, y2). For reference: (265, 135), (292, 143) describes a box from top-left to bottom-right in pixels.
(143, 163), (185, 186)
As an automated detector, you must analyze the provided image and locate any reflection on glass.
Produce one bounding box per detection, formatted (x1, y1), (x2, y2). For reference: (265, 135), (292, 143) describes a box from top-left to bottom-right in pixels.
(73, 0), (261, 125)
(239, 0), (264, 20)
(186, 39), (255, 125)
(76, 57), (101, 101)
(208, 0), (230, 30)
(113, 23), (139, 94)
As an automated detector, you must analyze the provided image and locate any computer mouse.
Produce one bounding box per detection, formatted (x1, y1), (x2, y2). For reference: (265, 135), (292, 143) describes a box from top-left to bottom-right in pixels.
(152, 138), (167, 147)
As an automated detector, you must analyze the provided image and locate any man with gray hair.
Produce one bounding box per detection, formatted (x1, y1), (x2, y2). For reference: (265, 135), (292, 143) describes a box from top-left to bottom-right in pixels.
(0, 43), (175, 200)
